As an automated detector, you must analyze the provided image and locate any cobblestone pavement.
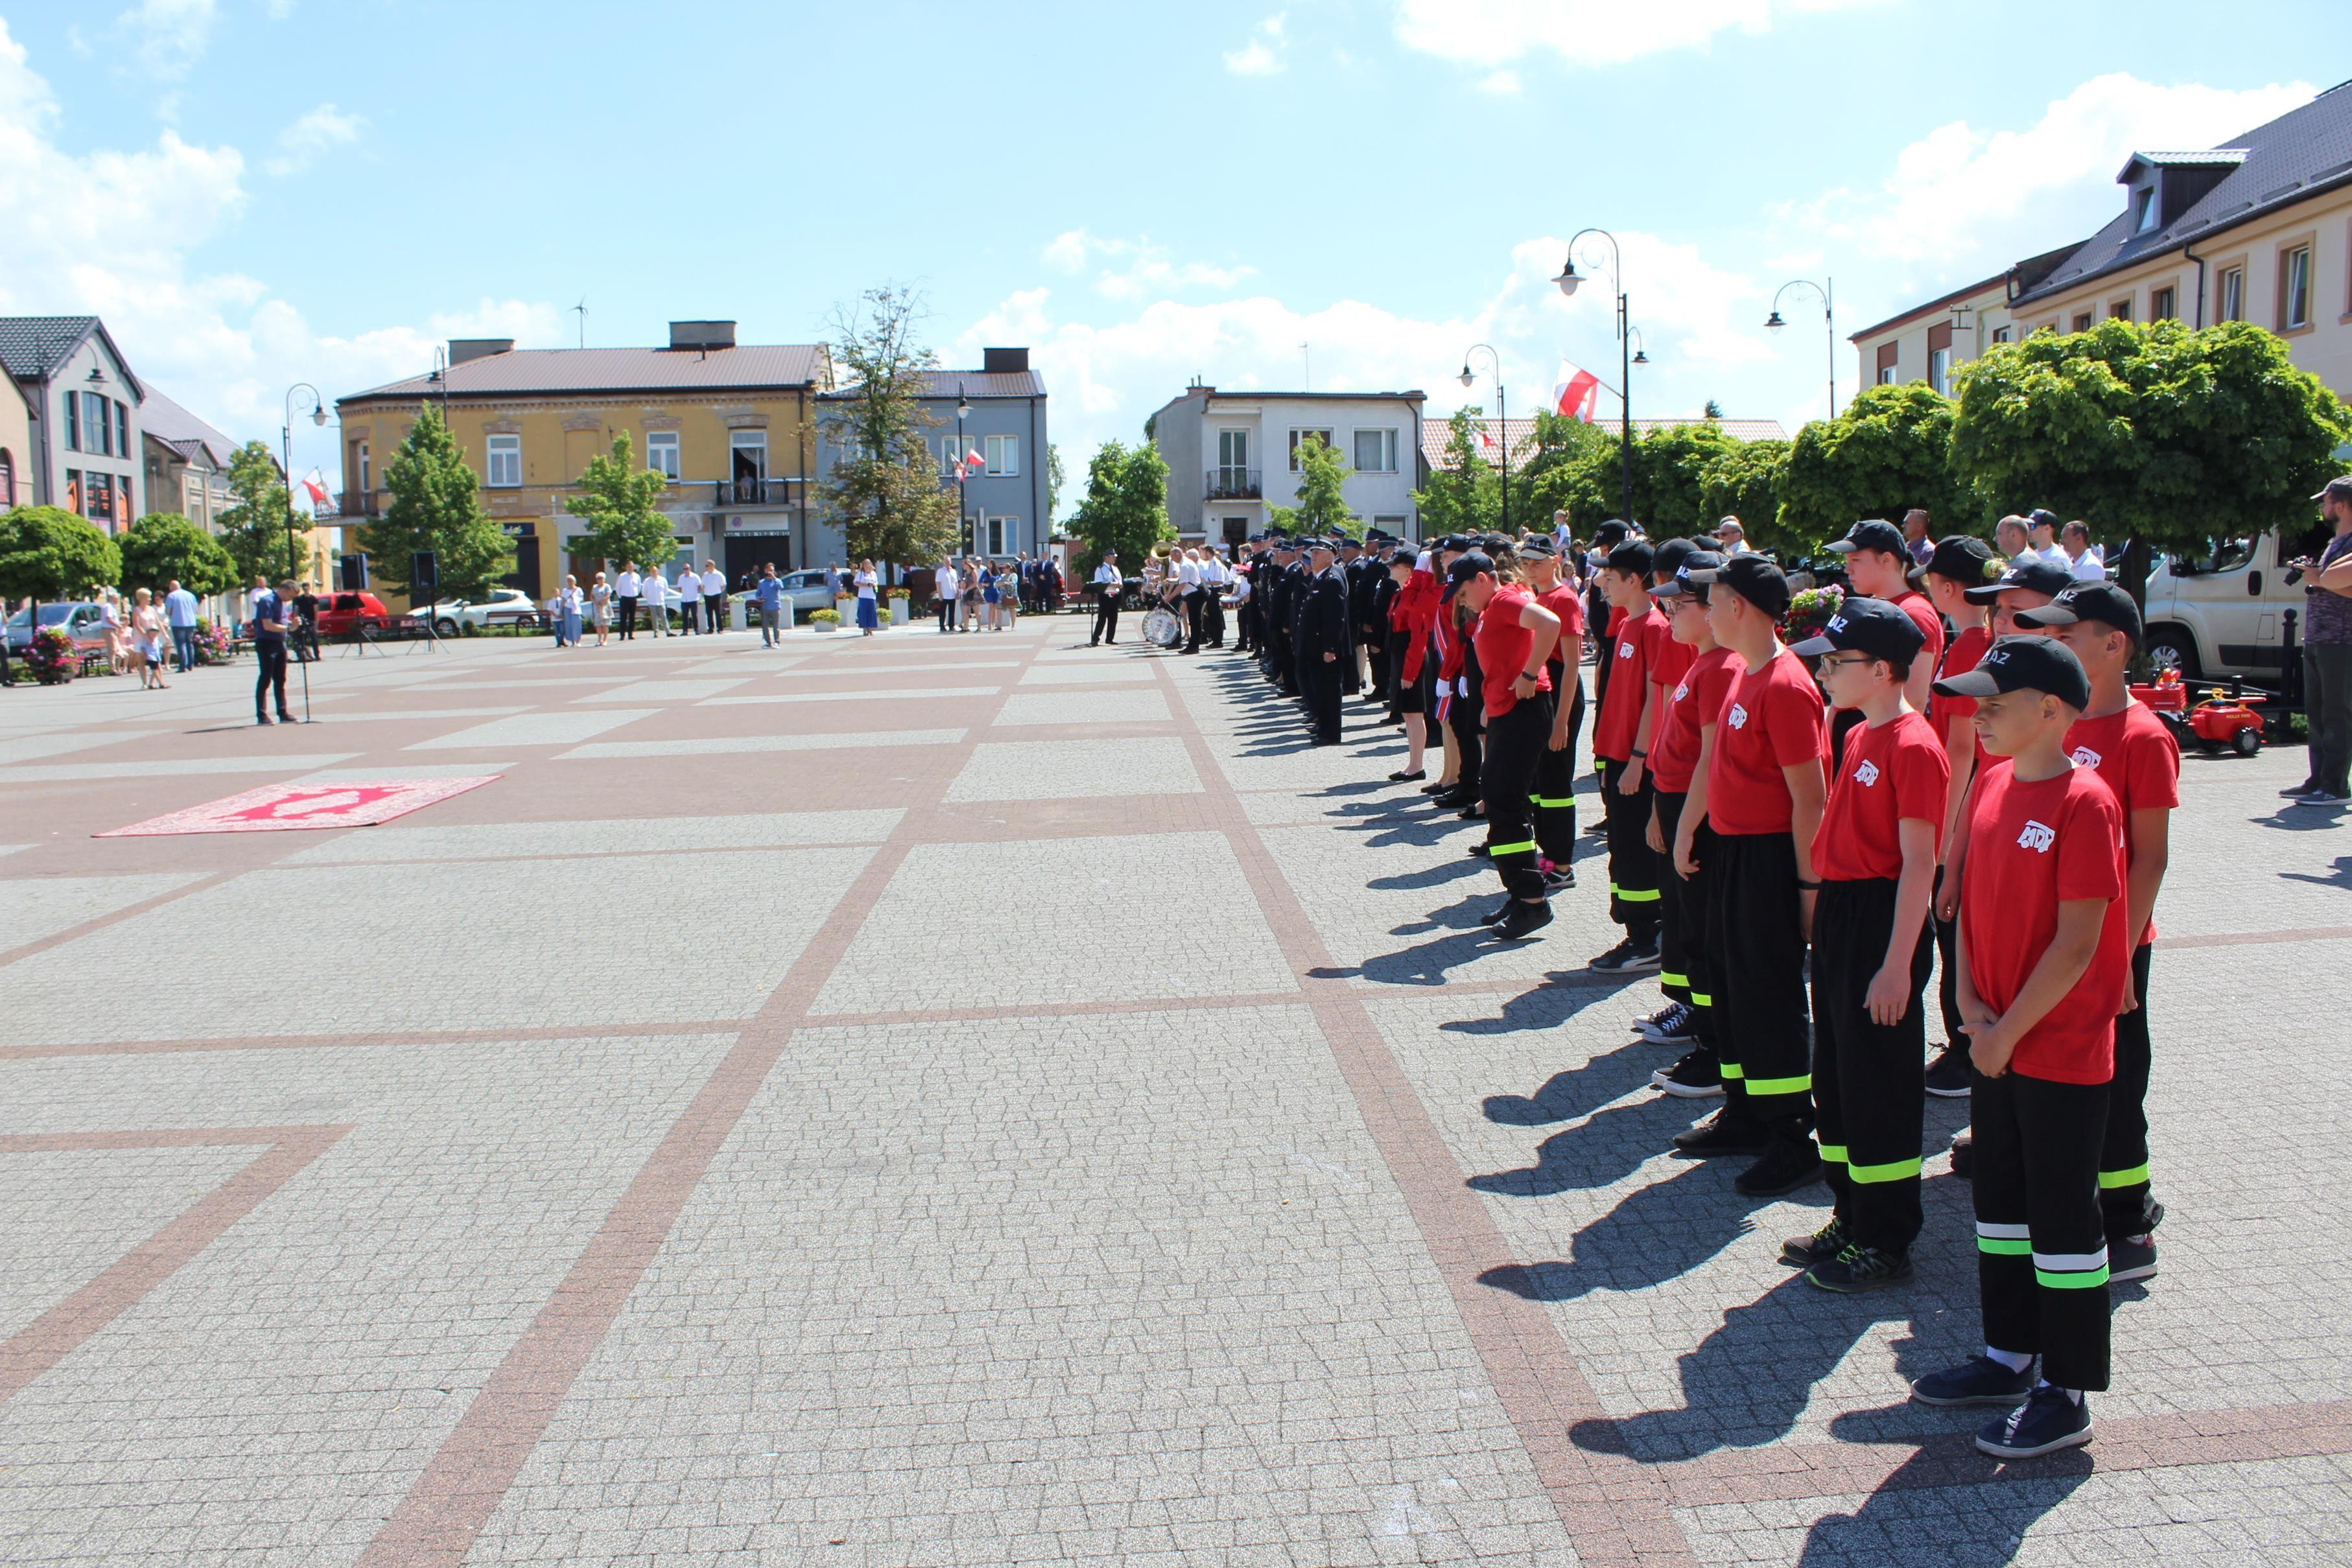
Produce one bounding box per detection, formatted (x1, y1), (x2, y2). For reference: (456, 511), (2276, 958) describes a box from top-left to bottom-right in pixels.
(3, 621), (2347, 1567)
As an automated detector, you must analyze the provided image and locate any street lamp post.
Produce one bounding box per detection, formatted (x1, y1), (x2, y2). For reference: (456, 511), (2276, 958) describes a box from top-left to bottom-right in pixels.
(1555, 229), (1635, 525)
(956, 384), (972, 558)
(1765, 277), (1837, 419)
(282, 383), (327, 721)
(1457, 344), (1508, 537)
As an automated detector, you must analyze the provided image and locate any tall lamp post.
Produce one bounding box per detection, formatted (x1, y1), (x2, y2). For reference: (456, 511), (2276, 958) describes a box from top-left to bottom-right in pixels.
(282, 383), (327, 720)
(1765, 277), (1837, 420)
(1555, 229), (1634, 525)
(955, 383), (972, 557)
(1457, 344), (1509, 538)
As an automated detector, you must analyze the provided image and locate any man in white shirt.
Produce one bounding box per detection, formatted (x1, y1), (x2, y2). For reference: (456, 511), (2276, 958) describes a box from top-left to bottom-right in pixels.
(1090, 550), (1123, 646)
(1176, 546), (1204, 653)
(2025, 509), (2071, 567)
(163, 579), (200, 672)
(1200, 546), (1229, 648)
(614, 563), (642, 640)
(1711, 517), (1754, 556)
(700, 561), (727, 633)
(2060, 519), (2107, 581)
(935, 555), (958, 633)
(644, 568), (671, 635)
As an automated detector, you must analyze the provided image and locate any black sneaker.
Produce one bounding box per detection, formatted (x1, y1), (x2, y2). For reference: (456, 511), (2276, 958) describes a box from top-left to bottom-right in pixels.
(1541, 865), (1576, 891)
(1652, 1048), (1724, 1099)
(2281, 779), (2318, 797)
(1780, 1215), (1846, 1269)
(1923, 1044), (1973, 1098)
(1949, 1127), (1973, 1180)
(1671, 1108), (1768, 1158)
(1590, 939), (1662, 974)
(1806, 1243), (1914, 1293)
(1584, 818), (1608, 836)
(1488, 900), (1553, 941)
(2108, 1234), (2158, 1284)
(1913, 1356), (2036, 1407)
(1634, 1001), (1697, 1043)
(1735, 1138), (1824, 1197)
(1479, 898), (1515, 927)
(1976, 1386), (2094, 1459)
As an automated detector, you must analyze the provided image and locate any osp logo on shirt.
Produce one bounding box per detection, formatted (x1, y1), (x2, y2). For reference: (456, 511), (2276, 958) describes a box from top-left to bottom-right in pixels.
(2017, 819), (2056, 852)
(2069, 745), (2103, 768)
(1673, 682), (1689, 702)
(1617, 640), (1635, 659)
(1727, 703), (1749, 729)
(1853, 760), (1881, 787)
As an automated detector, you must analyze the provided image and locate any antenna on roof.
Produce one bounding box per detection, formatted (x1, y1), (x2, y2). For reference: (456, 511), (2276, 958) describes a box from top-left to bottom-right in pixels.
(572, 299), (587, 350)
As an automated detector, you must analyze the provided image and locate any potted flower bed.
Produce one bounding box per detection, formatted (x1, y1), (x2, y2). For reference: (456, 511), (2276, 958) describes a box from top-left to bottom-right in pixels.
(28, 624), (78, 685)
(809, 608), (843, 635)
(886, 586), (911, 626)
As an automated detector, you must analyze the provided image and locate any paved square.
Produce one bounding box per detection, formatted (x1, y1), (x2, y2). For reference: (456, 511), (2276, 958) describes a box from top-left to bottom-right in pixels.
(995, 687), (1171, 726)
(944, 736), (1203, 801)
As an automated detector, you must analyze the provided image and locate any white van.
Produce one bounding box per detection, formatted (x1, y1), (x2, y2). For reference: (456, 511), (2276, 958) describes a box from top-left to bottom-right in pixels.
(2141, 522), (2329, 683)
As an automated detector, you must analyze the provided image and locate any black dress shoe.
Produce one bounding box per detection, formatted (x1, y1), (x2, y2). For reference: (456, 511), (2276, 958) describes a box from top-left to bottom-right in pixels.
(1487, 900), (1553, 941)
(1672, 1110), (1769, 1158)
(1387, 769), (1426, 782)
(1420, 782), (1452, 795)
(1455, 804), (1486, 821)
(1735, 1138), (1825, 1197)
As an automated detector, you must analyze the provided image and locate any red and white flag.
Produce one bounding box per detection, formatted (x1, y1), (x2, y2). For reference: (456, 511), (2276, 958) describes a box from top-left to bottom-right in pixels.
(963, 447), (985, 474)
(1476, 425), (1501, 460)
(301, 469), (331, 507)
(1553, 360), (1601, 422)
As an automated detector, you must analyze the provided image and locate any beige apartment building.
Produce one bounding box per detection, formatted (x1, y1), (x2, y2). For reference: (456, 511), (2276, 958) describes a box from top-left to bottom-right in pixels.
(1853, 80), (2352, 407)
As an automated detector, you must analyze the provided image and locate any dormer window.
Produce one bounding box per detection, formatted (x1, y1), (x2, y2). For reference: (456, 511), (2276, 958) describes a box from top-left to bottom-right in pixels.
(2134, 187), (2159, 233)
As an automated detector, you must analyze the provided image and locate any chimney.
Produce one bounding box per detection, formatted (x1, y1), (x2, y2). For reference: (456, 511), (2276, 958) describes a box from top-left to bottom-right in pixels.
(982, 346), (1029, 374)
(668, 320), (737, 351)
(449, 338), (514, 365)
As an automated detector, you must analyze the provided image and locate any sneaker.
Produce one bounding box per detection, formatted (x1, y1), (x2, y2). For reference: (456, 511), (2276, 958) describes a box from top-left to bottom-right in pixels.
(1734, 1138), (1824, 1197)
(2281, 779), (2318, 797)
(2108, 1234), (2158, 1284)
(1949, 1127), (1973, 1180)
(1488, 900), (1553, 941)
(1912, 1355), (2036, 1408)
(2295, 790), (2349, 806)
(1780, 1215), (1846, 1269)
(1652, 1048), (1724, 1098)
(1589, 939), (1661, 974)
(1806, 1243), (1914, 1293)
(1634, 1001), (1697, 1043)
(1671, 1108), (1768, 1158)
(1541, 865), (1577, 891)
(1619, 939), (1663, 973)
(1480, 898), (1516, 927)
(1924, 1044), (1973, 1098)
(1975, 1386), (2094, 1459)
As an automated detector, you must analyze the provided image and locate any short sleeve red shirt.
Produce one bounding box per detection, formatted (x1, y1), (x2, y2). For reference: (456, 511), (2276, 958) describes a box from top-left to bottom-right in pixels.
(2063, 699), (2180, 946)
(1650, 644), (1738, 793)
(1647, 616), (1696, 694)
(1593, 605), (1661, 761)
(1891, 589), (1947, 665)
(1536, 581), (1585, 649)
(1476, 585), (1551, 718)
(1960, 760), (2129, 1083)
(1705, 646), (1829, 836)
(1928, 622), (1993, 739)
(1813, 709), (1950, 881)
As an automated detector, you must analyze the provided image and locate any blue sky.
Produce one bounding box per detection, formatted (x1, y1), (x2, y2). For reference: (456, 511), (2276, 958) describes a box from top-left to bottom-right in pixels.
(1, 1), (2340, 510)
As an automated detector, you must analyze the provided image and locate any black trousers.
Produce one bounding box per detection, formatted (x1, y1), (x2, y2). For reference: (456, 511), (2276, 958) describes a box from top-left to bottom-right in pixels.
(705, 594), (726, 631)
(1657, 791), (1719, 1053)
(1974, 1070), (2111, 1391)
(1811, 877), (1935, 1253)
(1182, 589), (1203, 651)
(937, 596), (954, 631)
(1092, 596), (1120, 644)
(1444, 677), (1483, 793)
(1238, 596), (1257, 651)
(1933, 864), (1964, 1053)
(2099, 942), (2157, 1240)
(1303, 651), (1343, 742)
(1205, 592), (1225, 646)
(678, 597), (699, 633)
(1483, 695), (1551, 900)
(254, 643), (289, 718)
(1364, 626), (1387, 698)
(1533, 677), (1584, 865)
(1598, 757), (1660, 938)
(617, 596), (638, 639)
(1710, 830), (1812, 1135)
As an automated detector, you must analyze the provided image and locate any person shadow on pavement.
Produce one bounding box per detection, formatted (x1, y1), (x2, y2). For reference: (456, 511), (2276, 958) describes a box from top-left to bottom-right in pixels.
(1790, 1431), (2091, 1565)
(1470, 1081), (1701, 1196)
(1476, 1161), (1769, 1305)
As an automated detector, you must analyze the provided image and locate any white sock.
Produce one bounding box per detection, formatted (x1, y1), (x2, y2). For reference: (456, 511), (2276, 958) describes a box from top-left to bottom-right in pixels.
(1985, 1346), (2032, 1373)
(2035, 1380), (2086, 1405)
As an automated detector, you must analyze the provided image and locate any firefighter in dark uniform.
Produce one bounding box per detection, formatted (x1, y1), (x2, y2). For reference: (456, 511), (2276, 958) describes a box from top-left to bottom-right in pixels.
(1284, 541), (1314, 699)
(1300, 537), (1348, 743)
(1261, 537), (1294, 688)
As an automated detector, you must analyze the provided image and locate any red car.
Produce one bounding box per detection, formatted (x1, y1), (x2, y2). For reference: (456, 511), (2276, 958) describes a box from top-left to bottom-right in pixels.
(309, 591), (399, 637)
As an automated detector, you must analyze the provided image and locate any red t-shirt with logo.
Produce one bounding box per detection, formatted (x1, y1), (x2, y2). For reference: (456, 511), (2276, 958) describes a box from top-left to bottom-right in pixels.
(1927, 622), (1992, 740)
(2062, 699), (2180, 946)
(1649, 644), (1738, 793)
(1593, 605), (1662, 760)
(1891, 588), (1947, 666)
(1476, 584), (1552, 718)
(1813, 709), (1950, 881)
(1706, 646), (1829, 835)
(1648, 620), (1696, 698)
(1536, 582), (1584, 690)
(1960, 760), (2129, 1084)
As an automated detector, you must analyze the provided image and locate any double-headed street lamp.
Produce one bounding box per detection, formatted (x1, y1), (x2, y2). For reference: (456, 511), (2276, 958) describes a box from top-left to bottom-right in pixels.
(1457, 343), (1507, 538)
(281, 382), (327, 720)
(1555, 229), (1636, 525)
(1765, 277), (1837, 420)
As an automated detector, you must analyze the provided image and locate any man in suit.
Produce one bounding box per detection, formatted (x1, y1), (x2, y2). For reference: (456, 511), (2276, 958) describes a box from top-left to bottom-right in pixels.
(1300, 537), (1348, 745)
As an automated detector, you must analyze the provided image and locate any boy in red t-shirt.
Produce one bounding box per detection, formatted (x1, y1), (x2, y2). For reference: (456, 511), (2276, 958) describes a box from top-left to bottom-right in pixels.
(1673, 556), (1830, 1197)
(1457, 551), (1564, 942)
(1914, 535), (1999, 1097)
(1826, 520), (1947, 712)
(1784, 599), (1948, 1291)
(1522, 537), (1588, 882)
(2016, 583), (2179, 1284)
(1591, 539), (1665, 971)
(1913, 635), (2126, 1460)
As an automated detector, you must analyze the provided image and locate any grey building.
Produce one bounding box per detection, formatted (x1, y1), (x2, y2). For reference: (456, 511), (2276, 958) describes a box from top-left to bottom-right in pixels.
(0, 316), (147, 530)
(811, 347), (1048, 570)
(141, 388), (244, 532)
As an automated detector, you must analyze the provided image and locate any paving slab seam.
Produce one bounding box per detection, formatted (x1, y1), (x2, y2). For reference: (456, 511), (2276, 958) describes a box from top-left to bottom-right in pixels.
(0, 1018), (747, 1061)
(0, 867), (244, 970)
(2156, 924), (2352, 949)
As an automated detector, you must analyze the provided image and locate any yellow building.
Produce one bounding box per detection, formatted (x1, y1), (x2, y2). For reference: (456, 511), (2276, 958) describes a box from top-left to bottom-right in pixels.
(333, 321), (831, 607)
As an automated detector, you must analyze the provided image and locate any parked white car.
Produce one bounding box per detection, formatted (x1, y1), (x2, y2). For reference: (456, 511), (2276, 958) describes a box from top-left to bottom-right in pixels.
(417, 587), (540, 638)
(2141, 523), (2330, 682)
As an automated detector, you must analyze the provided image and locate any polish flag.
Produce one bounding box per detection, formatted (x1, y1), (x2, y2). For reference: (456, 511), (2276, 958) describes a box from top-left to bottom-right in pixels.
(1476, 426), (1501, 460)
(1553, 360), (1601, 422)
(963, 448), (985, 474)
(300, 469), (331, 508)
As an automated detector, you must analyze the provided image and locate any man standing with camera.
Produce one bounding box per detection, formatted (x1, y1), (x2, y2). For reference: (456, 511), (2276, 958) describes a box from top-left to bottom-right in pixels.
(2292, 476), (2352, 805)
(251, 578), (294, 725)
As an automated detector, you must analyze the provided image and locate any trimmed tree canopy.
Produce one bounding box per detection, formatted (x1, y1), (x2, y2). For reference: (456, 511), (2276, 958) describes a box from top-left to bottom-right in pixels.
(119, 513), (238, 599)
(1778, 382), (1974, 549)
(0, 506), (123, 603)
(1068, 439), (1171, 578)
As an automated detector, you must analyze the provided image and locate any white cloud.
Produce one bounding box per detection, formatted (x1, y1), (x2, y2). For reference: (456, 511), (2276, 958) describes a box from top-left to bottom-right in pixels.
(264, 102), (364, 176)
(1477, 70), (1521, 95)
(1224, 13), (1287, 75)
(1394, 0), (1882, 71)
(1035, 230), (1256, 301)
(112, 0), (217, 82)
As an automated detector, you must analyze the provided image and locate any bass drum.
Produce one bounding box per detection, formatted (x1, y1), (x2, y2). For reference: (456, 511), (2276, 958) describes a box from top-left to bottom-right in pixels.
(1142, 607), (1184, 648)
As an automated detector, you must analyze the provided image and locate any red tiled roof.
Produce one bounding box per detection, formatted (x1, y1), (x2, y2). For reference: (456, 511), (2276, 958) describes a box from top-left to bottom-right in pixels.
(342, 344), (829, 403)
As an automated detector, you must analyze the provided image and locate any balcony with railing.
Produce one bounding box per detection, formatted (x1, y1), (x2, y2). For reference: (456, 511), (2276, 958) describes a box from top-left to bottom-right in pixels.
(710, 476), (797, 508)
(338, 490), (380, 519)
(1206, 466), (1262, 501)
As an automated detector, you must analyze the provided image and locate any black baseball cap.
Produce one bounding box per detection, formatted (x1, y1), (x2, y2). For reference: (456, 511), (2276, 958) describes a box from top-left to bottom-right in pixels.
(1447, 551), (1495, 583)
(2013, 580), (2143, 644)
(1826, 519), (1909, 558)
(1963, 556), (2075, 603)
(1593, 520), (1632, 548)
(1439, 534), (1473, 553)
(1912, 533), (1997, 586)
(2029, 508), (2061, 533)
(2313, 476), (2352, 502)
(1605, 539), (1655, 578)
(1518, 535), (1557, 557)
(1651, 537), (1697, 581)
(1789, 596), (1927, 664)
(1684, 554), (1790, 618)
(1931, 635), (2091, 710)
(1649, 548), (1723, 600)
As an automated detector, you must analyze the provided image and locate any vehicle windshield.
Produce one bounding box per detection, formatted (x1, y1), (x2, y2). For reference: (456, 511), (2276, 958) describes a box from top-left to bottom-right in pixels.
(2173, 537), (2255, 574)
(5, 604), (83, 629)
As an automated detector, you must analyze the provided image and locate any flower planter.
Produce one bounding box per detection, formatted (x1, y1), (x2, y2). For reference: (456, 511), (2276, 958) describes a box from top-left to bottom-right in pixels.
(889, 598), (910, 626)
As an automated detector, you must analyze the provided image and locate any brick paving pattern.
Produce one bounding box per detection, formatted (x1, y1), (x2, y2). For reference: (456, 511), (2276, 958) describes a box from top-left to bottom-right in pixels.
(1, 620), (2346, 1566)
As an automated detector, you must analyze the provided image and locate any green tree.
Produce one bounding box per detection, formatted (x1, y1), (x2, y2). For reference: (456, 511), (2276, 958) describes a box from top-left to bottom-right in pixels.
(815, 285), (959, 565)
(565, 433), (676, 573)
(1067, 439), (1171, 577)
(368, 405), (515, 600)
(1778, 382), (1974, 550)
(1411, 407), (1501, 537)
(1046, 443), (1066, 528)
(1951, 318), (2352, 604)
(0, 506), (122, 603)
(1698, 439), (1794, 555)
(1625, 421), (1742, 533)
(118, 513), (237, 598)
(1269, 432), (1359, 538)
(1512, 411), (1614, 532)
(213, 439), (301, 583)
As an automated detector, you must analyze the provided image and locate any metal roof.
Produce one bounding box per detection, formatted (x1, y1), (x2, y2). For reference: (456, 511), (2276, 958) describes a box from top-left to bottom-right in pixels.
(1422, 415), (1789, 472)
(0, 315), (145, 399)
(817, 369), (1046, 401)
(341, 344), (830, 403)
(139, 388), (242, 471)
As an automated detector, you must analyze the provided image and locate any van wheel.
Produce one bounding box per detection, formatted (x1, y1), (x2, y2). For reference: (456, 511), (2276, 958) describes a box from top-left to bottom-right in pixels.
(2144, 627), (2198, 682)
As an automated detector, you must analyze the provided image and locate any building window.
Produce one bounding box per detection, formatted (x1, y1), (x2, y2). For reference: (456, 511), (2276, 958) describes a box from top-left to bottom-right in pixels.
(2110, 298), (2133, 322)
(2150, 286), (2176, 322)
(65, 469), (81, 513)
(988, 515), (1018, 555)
(62, 390), (78, 451)
(984, 434), (1018, 476)
(1352, 428), (1397, 473)
(2219, 266), (2244, 322)
(0, 448), (12, 508)
(1929, 347), (1952, 396)
(2134, 187), (2159, 233)
(646, 431), (680, 479)
(2071, 312), (2094, 333)
(1288, 428), (1334, 469)
(1875, 342), (1898, 384)
(357, 441), (370, 493)
(485, 434), (522, 487)
(115, 400), (129, 457)
(1992, 325), (2014, 343)
(2281, 245), (2312, 329)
